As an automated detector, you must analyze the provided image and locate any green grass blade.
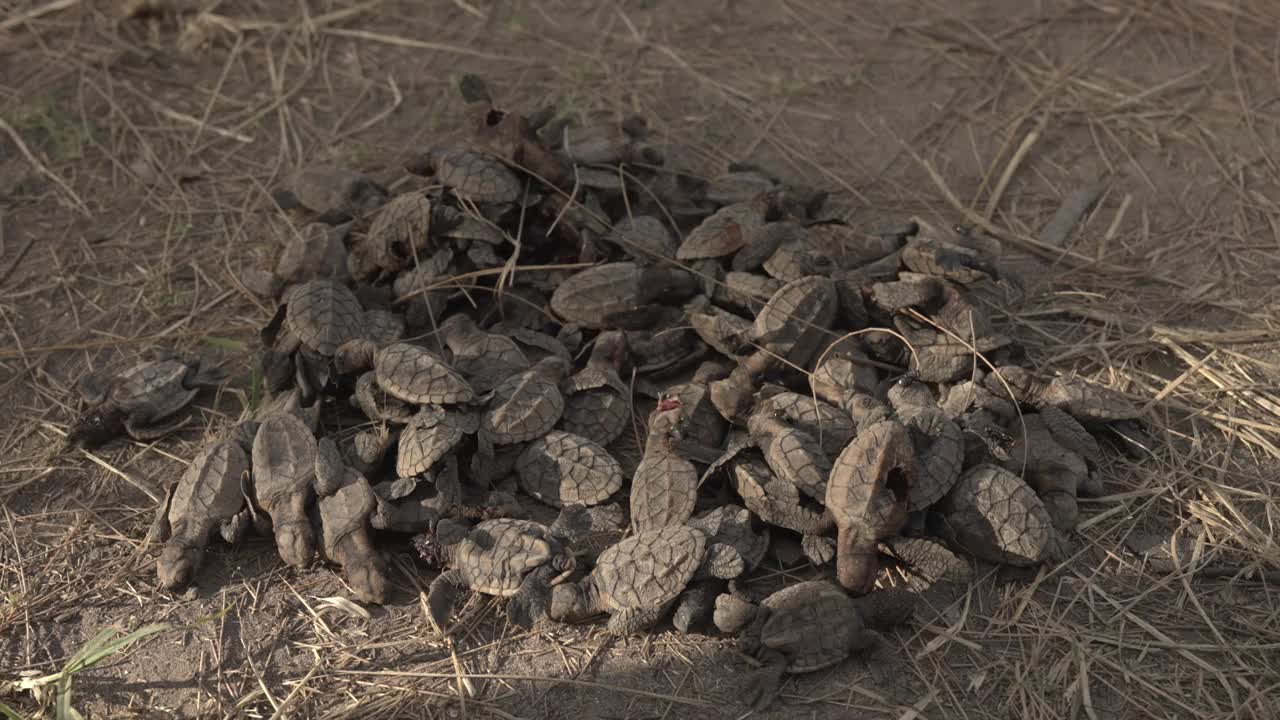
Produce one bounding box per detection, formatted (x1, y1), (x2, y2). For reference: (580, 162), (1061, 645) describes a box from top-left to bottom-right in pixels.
(0, 700), (27, 720)
(64, 624), (170, 674)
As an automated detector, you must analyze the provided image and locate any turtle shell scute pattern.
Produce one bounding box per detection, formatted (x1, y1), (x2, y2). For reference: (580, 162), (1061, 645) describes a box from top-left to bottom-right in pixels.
(629, 448), (697, 532)
(592, 525), (705, 610)
(375, 343), (474, 404)
(454, 519), (555, 596)
(942, 464), (1055, 566)
(397, 405), (466, 477)
(757, 581), (862, 673)
(516, 430), (623, 507)
(483, 371), (565, 444)
(434, 149), (522, 205)
(284, 280), (365, 355)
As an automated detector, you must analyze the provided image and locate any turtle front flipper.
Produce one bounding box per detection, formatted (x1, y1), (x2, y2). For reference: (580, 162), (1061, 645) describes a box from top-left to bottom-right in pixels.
(220, 508), (253, 544)
(427, 569), (466, 634)
(697, 542), (744, 580)
(126, 412), (192, 442)
(149, 483), (178, 543)
(605, 605), (666, 636)
(75, 370), (113, 405)
(746, 648), (789, 712)
(158, 529), (204, 591)
(801, 534), (836, 566)
(507, 564), (557, 629)
(671, 579), (720, 633)
(712, 589), (759, 634)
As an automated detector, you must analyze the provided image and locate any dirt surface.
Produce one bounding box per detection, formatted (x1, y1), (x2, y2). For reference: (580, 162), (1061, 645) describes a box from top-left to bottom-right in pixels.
(3, 1), (1280, 718)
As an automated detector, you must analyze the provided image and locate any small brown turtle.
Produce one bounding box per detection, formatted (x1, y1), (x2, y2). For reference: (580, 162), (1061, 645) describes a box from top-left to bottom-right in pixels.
(605, 215), (677, 261)
(688, 306), (753, 358)
(549, 261), (700, 330)
(747, 410), (832, 503)
(409, 148), (524, 206)
(705, 168), (779, 206)
(826, 420), (916, 594)
(154, 438), (251, 591)
(629, 440), (699, 533)
(548, 524), (743, 635)
(396, 404), (478, 478)
(273, 163), (389, 223)
(717, 582), (917, 711)
(414, 507), (592, 633)
(516, 430), (624, 508)
(335, 341), (474, 405)
(712, 271), (781, 315)
(356, 192), (435, 277)
(748, 274), (838, 370)
(69, 355), (226, 449)
(675, 195), (771, 261)
(1001, 413), (1090, 531)
(887, 378), (965, 511)
(350, 371), (415, 424)
(273, 221), (351, 289)
(252, 412), (320, 568)
(559, 331), (631, 446)
(729, 449), (836, 566)
(982, 365), (1140, 424)
(317, 474), (388, 604)
(937, 464), (1060, 566)
(438, 314), (531, 394)
(474, 356), (571, 482)
(656, 360), (731, 450)
(754, 388), (854, 458)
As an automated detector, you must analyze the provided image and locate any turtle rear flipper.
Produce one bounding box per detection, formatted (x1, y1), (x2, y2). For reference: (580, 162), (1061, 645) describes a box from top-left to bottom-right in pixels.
(426, 569), (465, 635)
(150, 483), (178, 544)
(671, 579), (719, 633)
(506, 564), (557, 629)
(605, 605), (666, 636)
(746, 648), (789, 712)
(546, 503), (592, 542)
(126, 412), (192, 441)
(712, 590), (759, 634)
(801, 535), (836, 566)
(698, 542), (744, 580)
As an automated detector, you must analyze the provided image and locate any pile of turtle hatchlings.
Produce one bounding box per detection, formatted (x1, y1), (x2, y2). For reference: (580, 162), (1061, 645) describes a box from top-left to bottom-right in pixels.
(66, 76), (1146, 709)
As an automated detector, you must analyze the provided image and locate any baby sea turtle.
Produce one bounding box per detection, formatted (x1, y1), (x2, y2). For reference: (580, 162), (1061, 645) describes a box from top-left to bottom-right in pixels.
(629, 407), (701, 532)
(69, 355), (226, 449)
(438, 314), (531, 394)
(672, 504), (770, 632)
(549, 262), (699, 330)
(559, 331), (631, 446)
(415, 506), (592, 633)
(252, 412), (320, 568)
(1001, 413), (1090, 531)
(409, 148), (524, 206)
(719, 582), (917, 711)
(675, 195), (771, 261)
(153, 437), (251, 591)
(982, 365), (1140, 424)
(516, 430), (624, 508)
(474, 356), (571, 482)
(606, 215), (677, 260)
(729, 448), (836, 566)
(755, 388), (854, 457)
(548, 524), (742, 635)
(887, 378), (965, 511)
(274, 163), (389, 223)
(879, 536), (973, 590)
(397, 405), (478, 478)
(317, 474), (388, 603)
(937, 464), (1059, 566)
(260, 279), (367, 400)
(335, 341), (474, 405)
(826, 420), (916, 594)
(747, 410), (833, 502)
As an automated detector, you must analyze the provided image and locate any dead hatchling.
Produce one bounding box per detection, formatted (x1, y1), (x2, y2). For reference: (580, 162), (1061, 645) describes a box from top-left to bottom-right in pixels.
(274, 163), (389, 224)
(415, 506), (591, 633)
(69, 354), (226, 449)
(936, 464), (1060, 566)
(715, 581), (917, 711)
(153, 436), (251, 591)
(317, 473), (388, 604)
(549, 524), (742, 635)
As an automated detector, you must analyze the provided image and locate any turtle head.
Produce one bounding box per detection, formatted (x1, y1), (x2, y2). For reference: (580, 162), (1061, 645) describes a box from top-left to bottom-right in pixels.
(548, 582), (589, 622)
(158, 543), (198, 591)
(412, 518), (469, 567)
(66, 406), (127, 450)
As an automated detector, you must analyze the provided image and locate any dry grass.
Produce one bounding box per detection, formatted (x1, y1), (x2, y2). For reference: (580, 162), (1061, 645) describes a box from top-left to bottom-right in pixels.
(2, 0), (1280, 718)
